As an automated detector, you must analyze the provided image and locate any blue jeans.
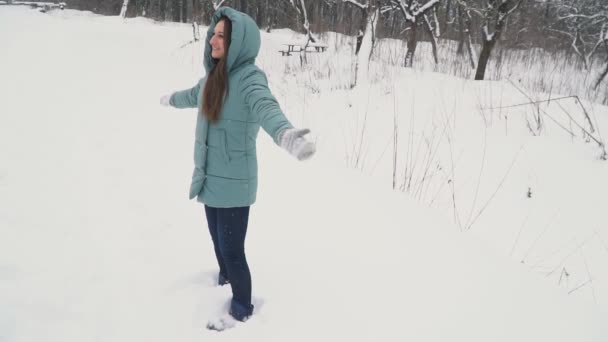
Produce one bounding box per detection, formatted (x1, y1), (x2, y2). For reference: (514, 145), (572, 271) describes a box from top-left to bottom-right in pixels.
(204, 205), (254, 321)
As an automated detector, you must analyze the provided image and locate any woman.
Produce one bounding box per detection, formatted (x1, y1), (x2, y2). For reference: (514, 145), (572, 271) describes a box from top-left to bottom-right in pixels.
(160, 7), (315, 330)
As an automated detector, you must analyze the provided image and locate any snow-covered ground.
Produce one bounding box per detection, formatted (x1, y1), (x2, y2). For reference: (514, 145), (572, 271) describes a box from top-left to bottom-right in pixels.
(1, 6), (607, 341)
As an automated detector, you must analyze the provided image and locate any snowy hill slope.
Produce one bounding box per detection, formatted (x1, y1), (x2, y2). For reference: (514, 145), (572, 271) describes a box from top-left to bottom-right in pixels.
(0, 6), (607, 341)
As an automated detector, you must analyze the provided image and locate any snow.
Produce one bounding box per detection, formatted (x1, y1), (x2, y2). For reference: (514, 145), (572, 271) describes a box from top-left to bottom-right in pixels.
(1, 6), (608, 341)
(483, 24), (495, 42)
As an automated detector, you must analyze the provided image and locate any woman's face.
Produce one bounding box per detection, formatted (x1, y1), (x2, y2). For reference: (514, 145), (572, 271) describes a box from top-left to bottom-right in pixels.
(210, 20), (226, 59)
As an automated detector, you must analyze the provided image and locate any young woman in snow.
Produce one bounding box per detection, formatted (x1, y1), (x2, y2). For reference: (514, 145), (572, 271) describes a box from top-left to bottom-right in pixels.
(160, 7), (315, 329)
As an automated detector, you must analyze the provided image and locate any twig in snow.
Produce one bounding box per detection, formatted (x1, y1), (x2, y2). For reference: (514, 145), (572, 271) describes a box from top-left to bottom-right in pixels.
(507, 80), (605, 154)
(558, 267), (570, 287)
(465, 129), (487, 230)
(392, 85), (398, 190)
(482, 96), (583, 111)
(595, 229), (608, 253)
(545, 232), (597, 277)
(447, 135), (463, 231)
(520, 210), (559, 263)
(466, 145), (523, 230)
(178, 40), (198, 49)
(509, 209), (531, 258)
(568, 279), (593, 295)
(580, 248), (597, 302)
(530, 236), (578, 270)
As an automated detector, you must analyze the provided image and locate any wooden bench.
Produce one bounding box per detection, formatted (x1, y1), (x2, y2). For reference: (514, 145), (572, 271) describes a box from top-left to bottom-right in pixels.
(307, 42), (328, 52)
(2, 1), (66, 10)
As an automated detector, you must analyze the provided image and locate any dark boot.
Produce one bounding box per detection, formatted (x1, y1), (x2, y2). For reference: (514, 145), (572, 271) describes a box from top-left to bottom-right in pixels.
(218, 273), (230, 286)
(229, 298), (254, 322)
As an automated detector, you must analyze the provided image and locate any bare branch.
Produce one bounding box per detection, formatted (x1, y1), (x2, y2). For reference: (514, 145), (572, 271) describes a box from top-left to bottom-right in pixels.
(413, 0), (440, 17)
(557, 13), (608, 22)
(505, 0), (523, 17)
(342, 0), (368, 10)
(380, 5), (393, 14)
(211, 0), (227, 10)
(547, 28), (575, 40)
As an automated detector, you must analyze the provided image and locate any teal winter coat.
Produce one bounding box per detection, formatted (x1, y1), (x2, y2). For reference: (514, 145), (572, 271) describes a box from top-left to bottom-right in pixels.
(169, 7), (293, 208)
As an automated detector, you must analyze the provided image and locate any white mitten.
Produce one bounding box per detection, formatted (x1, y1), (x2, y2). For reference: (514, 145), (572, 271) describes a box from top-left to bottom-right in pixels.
(279, 128), (316, 161)
(160, 94), (172, 106)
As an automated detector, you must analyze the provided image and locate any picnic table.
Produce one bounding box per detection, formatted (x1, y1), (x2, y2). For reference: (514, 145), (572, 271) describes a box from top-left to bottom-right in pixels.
(1, 1), (66, 10)
(279, 42), (328, 56)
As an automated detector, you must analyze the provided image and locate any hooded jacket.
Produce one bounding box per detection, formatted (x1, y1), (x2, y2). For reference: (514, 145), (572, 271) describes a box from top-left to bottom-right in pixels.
(169, 7), (293, 207)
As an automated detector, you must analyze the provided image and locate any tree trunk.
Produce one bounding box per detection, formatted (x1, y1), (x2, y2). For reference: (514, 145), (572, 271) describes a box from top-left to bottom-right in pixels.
(120, 0), (130, 17)
(464, 9), (476, 69)
(140, 0), (149, 16)
(180, 0), (187, 22)
(444, 0), (452, 37)
(475, 36), (497, 80)
(404, 21), (418, 68)
(355, 6), (368, 56)
(474, 0), (515, 80)
(299, 0), (316, 44)
(172, 0), (180, 22)
(353, 7), (379, 87)
(160, 0), (167, 20)
(356, 30), (364, 55)
(265, 0), (272, 32)
(466, 26), (476, 69)
(192, 0), (200, 22)
(424, 14), (438, 64)
(457, 5), (464, 54)
(594, 58), (608, 90)
(390, 11), (397, 37)
(573, 30), (590, 70)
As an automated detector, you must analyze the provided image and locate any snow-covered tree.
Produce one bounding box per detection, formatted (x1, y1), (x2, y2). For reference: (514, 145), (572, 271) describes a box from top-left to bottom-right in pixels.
(119, 0), (129, 18)
(455, 0), (476, 69)
(340, 0), (381, 86)
(211, 0), (227, 11)
(285, 0), (318, 44)
(388, 0), (442, 67)
(595, 25), (608, 89)
(461, 0), (523, 80)
(550, 0), (608, 68)
(544, 0), (608, 88)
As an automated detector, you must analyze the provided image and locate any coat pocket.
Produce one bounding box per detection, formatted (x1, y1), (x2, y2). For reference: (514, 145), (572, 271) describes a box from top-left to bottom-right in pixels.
(218, 129), (230, 163)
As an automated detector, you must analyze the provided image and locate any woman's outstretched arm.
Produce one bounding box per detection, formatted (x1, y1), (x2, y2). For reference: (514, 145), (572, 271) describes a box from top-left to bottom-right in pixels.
(240, 68), (293, 144)
(165, 78), (205, 109)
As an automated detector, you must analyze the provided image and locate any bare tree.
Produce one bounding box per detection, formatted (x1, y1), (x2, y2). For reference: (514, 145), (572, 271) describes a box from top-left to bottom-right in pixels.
(550, 0), (608, 70)
(593, 24), (608, 89)
(339, 0), (382, 86)
(422, 5), (441, 64)
(544, 0), (608, 90)
(340, 0), (377, 55)
(211, 0), (227, 10)
(286, 0), (318, 43)
(472, 0), (523, 80)
(388, 0), (442, 67)
(191, 0), (202, 41)
(119, 0), (129, 18)
(456, 0), (476, 69)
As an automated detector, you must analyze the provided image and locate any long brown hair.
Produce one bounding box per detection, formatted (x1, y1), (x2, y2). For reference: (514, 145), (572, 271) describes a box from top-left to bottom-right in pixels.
(203, 16), (232, 123)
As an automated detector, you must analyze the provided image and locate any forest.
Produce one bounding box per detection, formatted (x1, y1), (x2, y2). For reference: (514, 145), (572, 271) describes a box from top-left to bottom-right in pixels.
(53, 0), (608, 104)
